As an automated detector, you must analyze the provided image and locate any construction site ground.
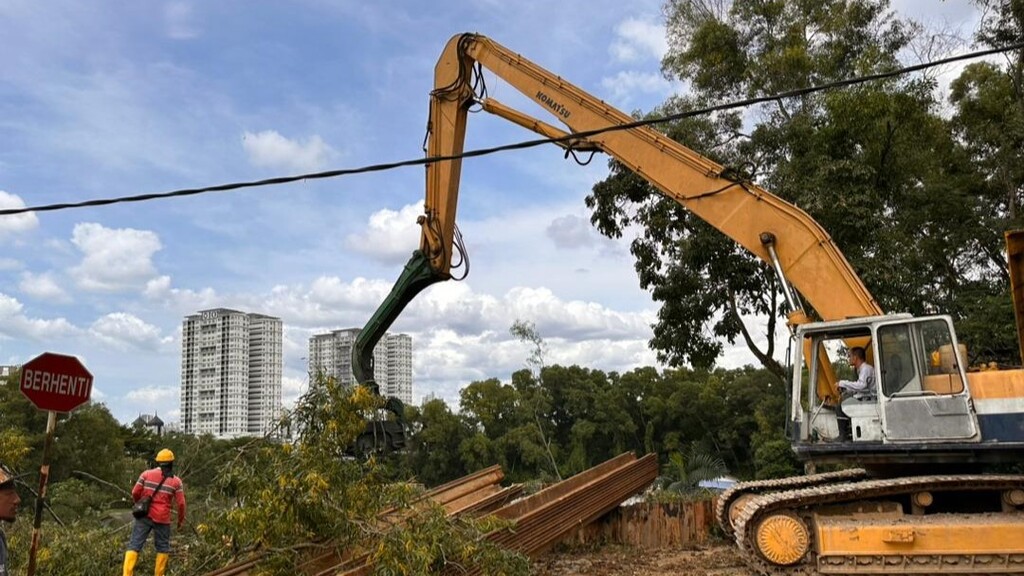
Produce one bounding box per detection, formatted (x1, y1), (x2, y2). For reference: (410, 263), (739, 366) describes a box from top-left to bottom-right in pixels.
(535, 541), (749, 576)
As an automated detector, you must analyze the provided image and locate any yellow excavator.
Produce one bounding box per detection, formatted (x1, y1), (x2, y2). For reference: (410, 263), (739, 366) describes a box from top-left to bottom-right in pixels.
(352, 33), (1024, 573)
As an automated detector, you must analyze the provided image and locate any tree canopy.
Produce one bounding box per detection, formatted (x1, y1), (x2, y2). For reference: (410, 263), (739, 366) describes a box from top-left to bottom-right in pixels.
(587, 0), (1023, 372)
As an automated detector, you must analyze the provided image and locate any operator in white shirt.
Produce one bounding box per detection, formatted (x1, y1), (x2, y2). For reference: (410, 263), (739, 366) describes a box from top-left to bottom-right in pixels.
(838, 346), (876, 396)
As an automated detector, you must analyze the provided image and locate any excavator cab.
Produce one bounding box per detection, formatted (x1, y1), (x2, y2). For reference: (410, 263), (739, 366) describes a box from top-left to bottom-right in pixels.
(791, 314), (982, 465)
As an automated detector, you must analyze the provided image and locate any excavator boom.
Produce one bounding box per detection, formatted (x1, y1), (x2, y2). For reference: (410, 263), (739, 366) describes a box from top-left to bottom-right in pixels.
(353, 32), (882, 393)
(424, 34), (880, 321)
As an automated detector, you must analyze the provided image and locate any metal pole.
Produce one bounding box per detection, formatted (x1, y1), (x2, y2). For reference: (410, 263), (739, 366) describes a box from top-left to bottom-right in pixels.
(27, 410), (56, 576)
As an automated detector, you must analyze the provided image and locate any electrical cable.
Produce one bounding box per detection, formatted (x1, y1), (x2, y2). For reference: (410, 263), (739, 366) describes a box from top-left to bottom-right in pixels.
(1, 41), (1020, 218)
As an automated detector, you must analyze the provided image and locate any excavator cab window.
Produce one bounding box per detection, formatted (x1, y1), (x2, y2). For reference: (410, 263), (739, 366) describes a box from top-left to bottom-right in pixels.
(797, 325), (875, 442)
(878, 324), (916, 396)
(803, 327), (873, 395)
(877, 319), (965, 397)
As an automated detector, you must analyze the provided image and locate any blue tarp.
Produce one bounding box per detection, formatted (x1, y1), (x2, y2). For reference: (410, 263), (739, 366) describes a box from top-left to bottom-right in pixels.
(698, 476), (737, 491)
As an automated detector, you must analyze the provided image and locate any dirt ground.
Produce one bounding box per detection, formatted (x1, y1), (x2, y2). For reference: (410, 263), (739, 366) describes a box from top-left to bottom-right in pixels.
(534, 542), (752, 576)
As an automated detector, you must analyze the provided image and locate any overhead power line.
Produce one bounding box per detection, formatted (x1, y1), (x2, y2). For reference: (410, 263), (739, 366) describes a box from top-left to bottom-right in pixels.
(2, 41), (1022, 217)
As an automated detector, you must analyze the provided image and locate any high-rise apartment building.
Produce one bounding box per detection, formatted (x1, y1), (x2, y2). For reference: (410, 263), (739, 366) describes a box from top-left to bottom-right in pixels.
(180, 308), (283, 439)
(308, 328), (412, 405)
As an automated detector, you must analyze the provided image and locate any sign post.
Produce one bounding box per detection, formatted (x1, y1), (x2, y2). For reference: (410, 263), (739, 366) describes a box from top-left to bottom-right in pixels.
(19, 352), (93, 576)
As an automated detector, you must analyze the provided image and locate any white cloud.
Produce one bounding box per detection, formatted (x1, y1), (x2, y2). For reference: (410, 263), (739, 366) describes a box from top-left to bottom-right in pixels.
(546, 214), (602, 249)
(610, 16), (667, 62)
(389, 281), (656, 343)
(143, 275), (219, 311)
(345, 203), (421, 264)
(89, 312), (172, 351)
(164, 2), (199, 40)
(126, 269), (659, 408)
(500, 286), (654, 340)
(0, 258), (23, 271)
(261, 276), (390, 327)
(0, 191), (39, 238)
(282, 375), (307, 409)
(123, 387), (179, 421)
(143, 276), (173, 298)
(125, 386), (178, 404)
(242, 130), (335, 172)
(0, 292), (79, 340)
(70, 223), (162, 292)
(601, 70), (672, 102)
(19, 271), (70, 303)
(321, 277), (370, 307)
(409, 326), (659, 405)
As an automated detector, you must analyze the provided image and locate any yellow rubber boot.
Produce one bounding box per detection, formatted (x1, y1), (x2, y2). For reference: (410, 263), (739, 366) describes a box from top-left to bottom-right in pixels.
(122, 550), (138, 576)
(154, 552), (169, 576)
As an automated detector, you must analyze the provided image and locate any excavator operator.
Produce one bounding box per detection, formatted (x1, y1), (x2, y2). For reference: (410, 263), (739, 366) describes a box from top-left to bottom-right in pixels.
(837, 346), (876, 397)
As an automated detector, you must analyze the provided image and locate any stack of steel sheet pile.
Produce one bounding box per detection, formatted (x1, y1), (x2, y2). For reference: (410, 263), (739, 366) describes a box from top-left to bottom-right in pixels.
(313, 465), (523, 576)
(204, 451), (657, 576)
(443, 452), (658, 576)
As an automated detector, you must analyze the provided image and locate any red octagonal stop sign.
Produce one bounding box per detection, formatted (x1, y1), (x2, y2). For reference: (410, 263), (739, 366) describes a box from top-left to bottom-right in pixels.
(20, 352), (93, 413)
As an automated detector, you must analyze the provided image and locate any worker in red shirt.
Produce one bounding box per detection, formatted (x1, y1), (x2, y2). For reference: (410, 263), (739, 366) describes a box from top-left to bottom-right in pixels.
(123, 449), (186, 576)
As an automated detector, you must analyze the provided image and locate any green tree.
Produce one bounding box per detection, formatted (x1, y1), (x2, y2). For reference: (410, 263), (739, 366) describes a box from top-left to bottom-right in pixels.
(459, 378), (519, 440)
(750, 391), (801, 479)
(509, 320), (562, 481)
(0, 370), (49, 462)
(655, 443), (728, 495)
(541, 365), (638, 474)
(947, 35), (1024, 363)
(402, 399), (473, 486)
(49, 403), (127, 484)
(0, 427), (31, 470)
(587, 0), (1005, 373)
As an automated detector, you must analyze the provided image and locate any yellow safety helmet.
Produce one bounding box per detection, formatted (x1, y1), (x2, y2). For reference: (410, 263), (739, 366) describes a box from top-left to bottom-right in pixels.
(155, 449), (175, 463)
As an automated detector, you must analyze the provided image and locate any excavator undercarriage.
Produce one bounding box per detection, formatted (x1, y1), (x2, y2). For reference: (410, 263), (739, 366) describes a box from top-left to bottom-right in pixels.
(727, 474), (1024, 575)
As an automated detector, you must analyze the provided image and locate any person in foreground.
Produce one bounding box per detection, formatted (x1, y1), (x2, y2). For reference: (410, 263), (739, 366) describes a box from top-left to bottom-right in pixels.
(0, 463), (22, 576)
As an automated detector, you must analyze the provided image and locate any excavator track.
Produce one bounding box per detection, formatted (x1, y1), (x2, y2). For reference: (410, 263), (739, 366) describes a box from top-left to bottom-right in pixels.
(733, 474), (1024, 575)
(716, 469), (869, 537)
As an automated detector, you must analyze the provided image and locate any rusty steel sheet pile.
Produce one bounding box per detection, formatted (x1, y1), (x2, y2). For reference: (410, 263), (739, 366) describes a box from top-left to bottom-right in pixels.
(447, 452), (659, 576)
(204, 452), (656, 576)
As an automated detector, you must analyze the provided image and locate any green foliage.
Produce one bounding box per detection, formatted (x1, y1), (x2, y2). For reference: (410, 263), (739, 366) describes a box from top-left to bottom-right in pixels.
(6, 519), (124, 576)
(0, 360), (799, 574)
(2, 373), (530, 575)
(750, 389), (801, 479)
(402, 399), (472, 486)
(194, 375), (526, 574)
(373, 507), (528, 576)
(0, 427), (31, 469)
(589, 0), (1020, 371)
(655, 444), (728, 495)
(752, 439), (801, 480)
(404, 350), (790, 487)
(49, 404), (127, 483)
(48, 478), (119, 519)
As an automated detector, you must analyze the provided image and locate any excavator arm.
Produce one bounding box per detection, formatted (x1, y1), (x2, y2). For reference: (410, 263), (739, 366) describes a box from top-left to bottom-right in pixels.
(353, 33), (884, 407)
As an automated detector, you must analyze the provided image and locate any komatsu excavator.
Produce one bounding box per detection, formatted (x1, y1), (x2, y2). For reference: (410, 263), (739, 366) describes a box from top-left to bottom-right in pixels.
(352, 33), (1024, 573)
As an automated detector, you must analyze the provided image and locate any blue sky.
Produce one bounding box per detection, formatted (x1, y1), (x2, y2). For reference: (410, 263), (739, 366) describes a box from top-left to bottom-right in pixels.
(0, 0), (982, 424)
